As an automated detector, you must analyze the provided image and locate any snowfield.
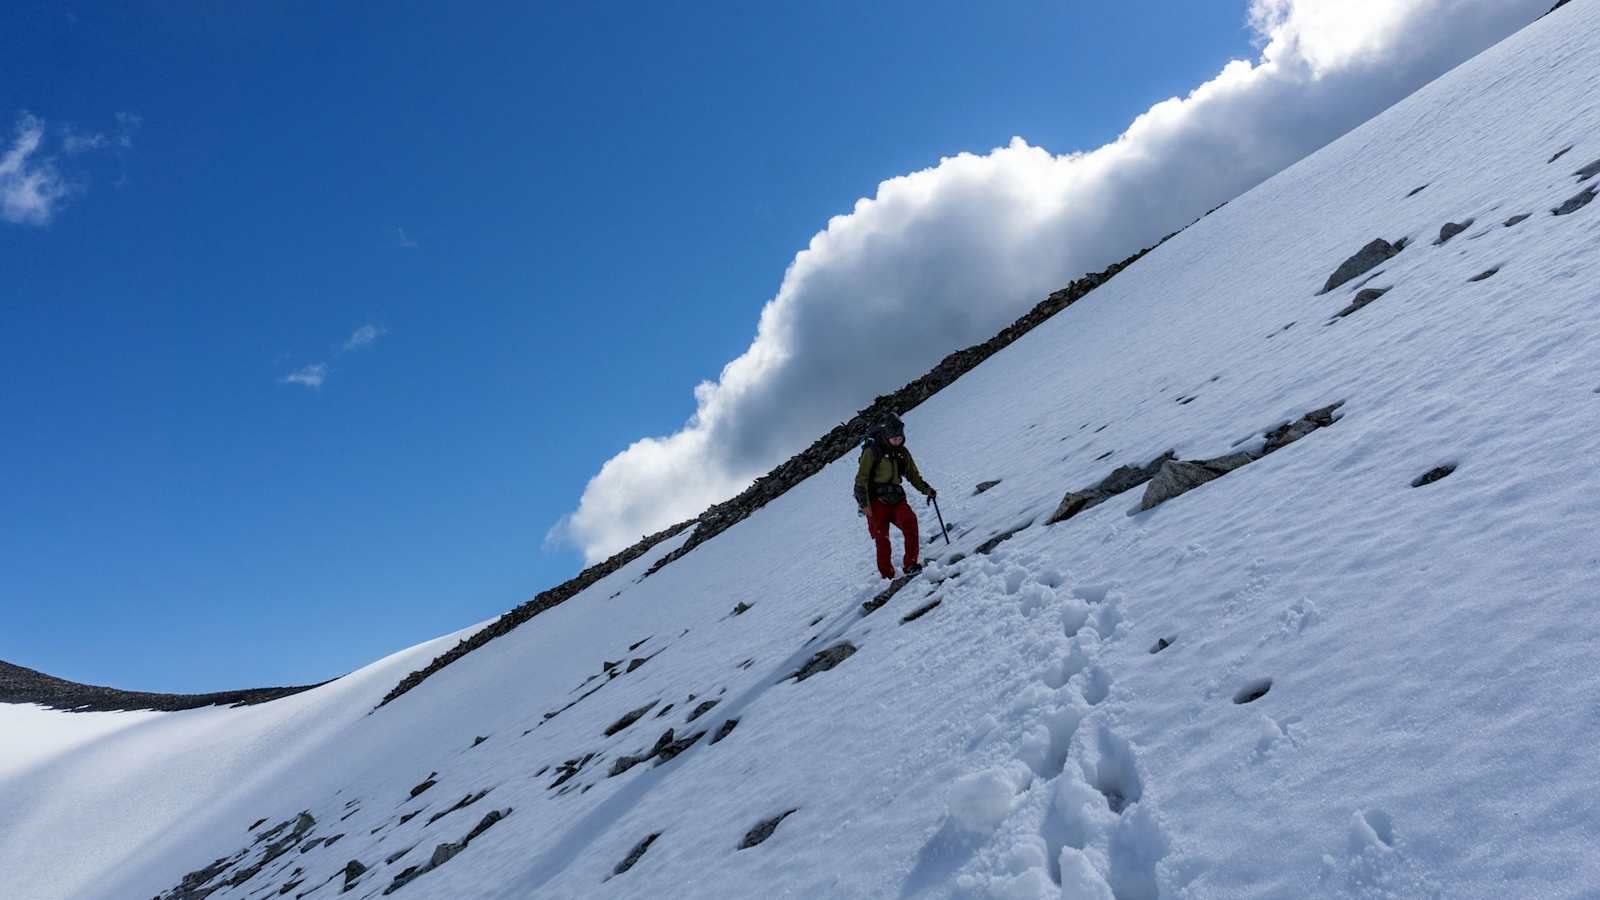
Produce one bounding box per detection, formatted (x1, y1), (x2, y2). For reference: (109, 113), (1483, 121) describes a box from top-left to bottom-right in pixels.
(5, 4), (1600, 898)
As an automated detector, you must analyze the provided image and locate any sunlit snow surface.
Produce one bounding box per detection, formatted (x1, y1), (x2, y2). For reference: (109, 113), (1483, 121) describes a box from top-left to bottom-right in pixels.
(6, 6), (1600, 899)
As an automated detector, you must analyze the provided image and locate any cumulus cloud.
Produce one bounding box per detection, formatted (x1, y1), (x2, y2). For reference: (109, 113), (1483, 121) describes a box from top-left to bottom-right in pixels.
(279, 363), (328, 390)
(557, 0), (1549, 562)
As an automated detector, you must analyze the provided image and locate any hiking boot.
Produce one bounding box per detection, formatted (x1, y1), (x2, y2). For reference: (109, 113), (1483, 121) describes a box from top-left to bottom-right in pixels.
(904, 562), (924, 576)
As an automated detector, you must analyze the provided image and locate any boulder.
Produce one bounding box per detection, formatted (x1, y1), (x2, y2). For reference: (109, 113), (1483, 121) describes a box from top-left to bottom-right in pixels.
(1319, 238), (1405, 294)
(1138, 453), (1256, 511)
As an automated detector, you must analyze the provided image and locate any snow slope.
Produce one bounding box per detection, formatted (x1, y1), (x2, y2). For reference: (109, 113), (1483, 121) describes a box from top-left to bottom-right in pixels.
(5, 4), (1600, 898)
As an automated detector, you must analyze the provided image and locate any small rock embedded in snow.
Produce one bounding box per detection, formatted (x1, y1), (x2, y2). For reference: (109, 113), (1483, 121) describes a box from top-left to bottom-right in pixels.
(1319, 238), (1405, 294)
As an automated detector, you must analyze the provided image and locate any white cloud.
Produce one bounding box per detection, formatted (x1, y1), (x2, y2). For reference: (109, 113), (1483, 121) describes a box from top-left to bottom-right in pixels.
(343, 324), (385, 351)
(395, 226), (419, 249)
(1, 110), (140, 224)
(279, 363), (328, 390)
(0, 114), (70, 226)
(557, 0), (1549, 562)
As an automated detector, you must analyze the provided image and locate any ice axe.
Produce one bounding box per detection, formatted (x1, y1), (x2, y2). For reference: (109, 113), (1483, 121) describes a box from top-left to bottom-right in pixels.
(929, 493), (951, 544)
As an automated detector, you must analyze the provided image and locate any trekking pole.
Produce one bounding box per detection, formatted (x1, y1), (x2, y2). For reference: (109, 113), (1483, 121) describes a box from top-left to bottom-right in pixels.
(930, 495), (951, 544)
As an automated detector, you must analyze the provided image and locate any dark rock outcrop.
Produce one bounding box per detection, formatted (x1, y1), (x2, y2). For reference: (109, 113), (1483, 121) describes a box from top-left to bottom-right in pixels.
(973, 480), (1002, 495)
(1138, 453), (1256, 511)
(791, 643), (858, 682)
(1333, 286), (1391, 319)
(427, 790), (489, 824)
(685, 700), (719, 723)
(604, 701), (659, 737)
(739, 809), (798, 849)
(1048, 452), (1175, 524)
(1261, 403), (1344, 454)
(711, 719), (740, 744)
(612, 833), (661, 876)
(1412, 465), (1457, 487)
(861, 574), (914, 615)
(1575, 158), (1600, 181)
(383, 809), (509, 895)
(0, 659), (322, 714)
(1435, 220), (1473, 245)
(1469, 268), (1500, 283)
(407, 774), (438, 800)
(1505, 214), (1531, 227)
(1319, 238), (1406, 294)
(1553, 186), (1596, 216)
(342, 860), (367, 893)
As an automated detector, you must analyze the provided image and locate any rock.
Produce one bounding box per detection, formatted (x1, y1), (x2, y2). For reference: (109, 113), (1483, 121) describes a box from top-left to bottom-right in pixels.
(428, 789), (490, 823)
(1412, 465), (1457, 487)
(686, 700), (719, 723)
(428, 842), (462, 869)
(1262, 403), (1343, 454)
(654, 730), (706, 764)
(341, 860), (367, 893)
(1469, 268), (1500, 282)
(732, 602), (752, 616)
(1150, 637), (1173, 654)
(1319, 238), (1404, 294)
(1333, 286), (1390, 319)
(407, 774), (437, 800)
(738, 809), (798, 849)
(1406, 184), (1429, 197)
(1553, 186), (1596, 216)
(791, 643), (858, 682)
(973, 480), (1001, 495)
(1138, 453), (1255, 511)
(471, 735), (488, 748)
(1576, 158), (1600, 181)
(626, 657), (649, 673)
(1047, 452), (1174, 524)
(604, 701), (659, 737)
(901, 599), (942, 623)
(613, 833), (661, 876)
(609, 754), (649, 777)
(1505, 214), (1531, 227)
(861, 575), (913, 615)
(1435, 220), (1473, 244)
(711, 719), (739, 744)
(976, 521), (1033, 554)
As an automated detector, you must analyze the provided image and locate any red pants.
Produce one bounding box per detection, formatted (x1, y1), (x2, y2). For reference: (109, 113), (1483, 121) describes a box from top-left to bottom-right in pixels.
(866, 500), (920, 578)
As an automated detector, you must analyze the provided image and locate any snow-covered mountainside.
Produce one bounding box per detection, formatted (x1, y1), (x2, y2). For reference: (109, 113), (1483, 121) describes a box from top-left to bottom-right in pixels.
(6, 4), (1600, 898)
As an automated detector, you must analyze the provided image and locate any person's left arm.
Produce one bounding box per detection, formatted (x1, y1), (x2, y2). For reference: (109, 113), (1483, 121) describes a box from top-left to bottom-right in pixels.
(902, 449), (936, 498)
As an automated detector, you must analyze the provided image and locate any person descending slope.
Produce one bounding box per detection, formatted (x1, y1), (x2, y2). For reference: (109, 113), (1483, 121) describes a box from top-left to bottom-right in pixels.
(854, 414), (938, 579)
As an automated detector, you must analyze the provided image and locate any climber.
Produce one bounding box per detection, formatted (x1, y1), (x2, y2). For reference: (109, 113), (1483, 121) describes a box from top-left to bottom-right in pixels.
(854, 413), (938, 579)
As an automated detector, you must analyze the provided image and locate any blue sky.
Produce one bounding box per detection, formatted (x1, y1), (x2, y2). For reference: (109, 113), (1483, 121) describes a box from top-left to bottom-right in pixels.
(6, 1), (1531, 693)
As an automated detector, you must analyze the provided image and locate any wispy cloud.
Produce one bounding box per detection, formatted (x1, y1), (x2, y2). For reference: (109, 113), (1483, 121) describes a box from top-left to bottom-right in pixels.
(0, 110), (141, 225)
(63, 113), (141, 155)
(343, 324), (385, 351)
(279, 363), (328, 390)
(394, 226), (419, 249)
(1, 114), (69, 226)
(279, 324), (386, 389)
